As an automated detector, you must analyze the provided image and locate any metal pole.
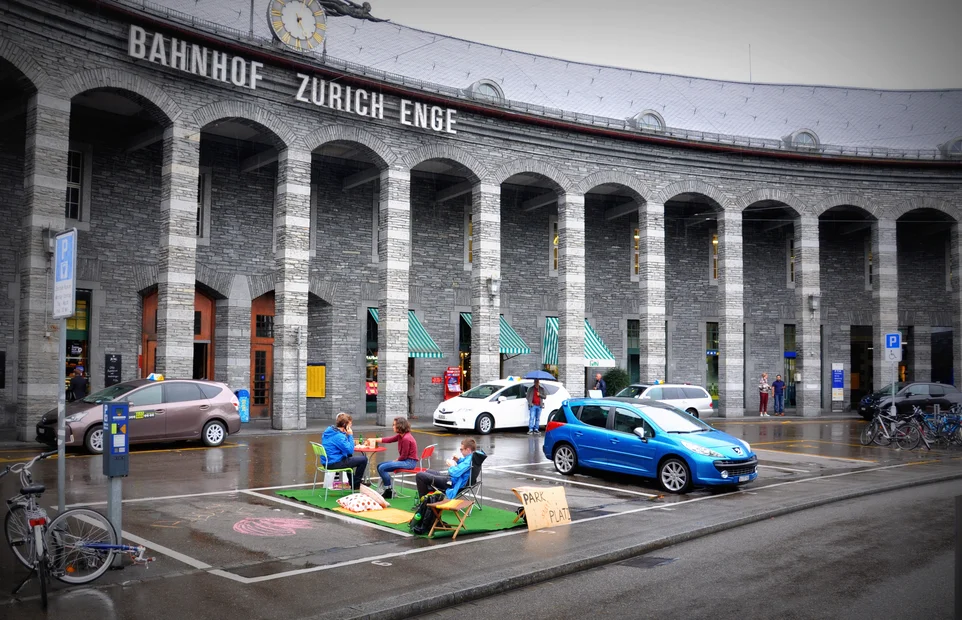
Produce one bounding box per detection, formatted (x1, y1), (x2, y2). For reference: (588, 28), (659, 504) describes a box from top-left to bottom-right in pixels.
(956, 495), (961, 620)
(107, 477), (122, 568)
(57, 317), (66, 513)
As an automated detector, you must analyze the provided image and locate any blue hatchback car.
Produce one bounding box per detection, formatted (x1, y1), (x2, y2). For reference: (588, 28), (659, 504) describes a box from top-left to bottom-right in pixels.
(542, 397), (757, 494)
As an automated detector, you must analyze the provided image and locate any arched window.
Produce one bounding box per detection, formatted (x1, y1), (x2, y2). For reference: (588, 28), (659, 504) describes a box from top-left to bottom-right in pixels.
(631, 110), (665, 131)
(468, 79), (504, 102)
(793, 130), (819, 149)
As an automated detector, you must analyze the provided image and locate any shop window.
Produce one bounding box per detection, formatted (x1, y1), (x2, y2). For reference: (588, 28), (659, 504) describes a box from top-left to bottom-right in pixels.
(627, 319), (640, 383)
(784, 324), (797, 407)
(631, 225), (640, 282)
(787, 238), (795, 288)
(196, 167), (212, 244)
(549, 215), (559, 276)
(64, 144), (92, 228)
(709, 232), (719, 285)
(706, 322), (719, 402)
(464, 210), (473, 270)
(194, 311), (202, 336)
(66, 290), (92, 381)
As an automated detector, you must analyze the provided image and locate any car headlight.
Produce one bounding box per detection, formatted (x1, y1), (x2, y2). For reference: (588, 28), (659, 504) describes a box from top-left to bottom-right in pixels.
(65, 412), (86, 423)
(681, 440), (723, 458)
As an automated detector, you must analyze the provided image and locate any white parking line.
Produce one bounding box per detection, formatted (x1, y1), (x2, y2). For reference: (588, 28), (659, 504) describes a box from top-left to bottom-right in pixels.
(492, 468), (658, 497)
(65, 482), (318, 508)
(757, 464), (810, 473)
(120, 530), (213, 570)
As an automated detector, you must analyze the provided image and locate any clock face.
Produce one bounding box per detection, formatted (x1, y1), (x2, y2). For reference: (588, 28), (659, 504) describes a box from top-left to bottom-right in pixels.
(268, 0), (327, 51)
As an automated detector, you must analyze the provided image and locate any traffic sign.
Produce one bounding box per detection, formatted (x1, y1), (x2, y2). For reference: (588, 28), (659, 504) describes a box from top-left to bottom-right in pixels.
(884, 332), (902, 363)
(52, 229), (77, 319)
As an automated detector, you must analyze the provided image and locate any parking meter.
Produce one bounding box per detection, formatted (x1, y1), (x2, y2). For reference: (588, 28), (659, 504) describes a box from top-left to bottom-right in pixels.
(103, 402), (129, 477)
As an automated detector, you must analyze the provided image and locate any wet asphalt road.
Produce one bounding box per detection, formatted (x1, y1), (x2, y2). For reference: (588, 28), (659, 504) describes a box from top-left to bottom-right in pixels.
(0, 417), (959, 619)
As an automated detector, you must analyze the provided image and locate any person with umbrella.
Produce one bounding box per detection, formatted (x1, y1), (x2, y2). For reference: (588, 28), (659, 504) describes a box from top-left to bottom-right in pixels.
(525, 373), (549, 435)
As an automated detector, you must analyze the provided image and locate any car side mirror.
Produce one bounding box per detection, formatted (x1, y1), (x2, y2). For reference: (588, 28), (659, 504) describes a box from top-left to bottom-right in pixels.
(633, 427), (649, 442)
(497, 396), (507, 403)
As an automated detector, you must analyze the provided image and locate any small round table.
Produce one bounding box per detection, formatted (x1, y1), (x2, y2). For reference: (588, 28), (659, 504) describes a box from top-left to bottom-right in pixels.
(353, 445), (387, 487)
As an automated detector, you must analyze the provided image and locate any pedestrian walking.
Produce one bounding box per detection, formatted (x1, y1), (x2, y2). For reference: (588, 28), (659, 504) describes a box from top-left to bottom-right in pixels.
(526, 379), (547, 435)
(69, 366), (88, 402)
(772, 374), (786, 416)
(758, 373), (771, 417)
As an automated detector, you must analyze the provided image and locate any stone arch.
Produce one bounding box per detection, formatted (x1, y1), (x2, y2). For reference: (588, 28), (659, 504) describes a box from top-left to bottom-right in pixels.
(195, 264), (232, 299)
(400, 143), (487, 184)
(132, 264), (159, 295)
(248, 273), (275, 301)
(811, 192), (880, 219)
(308, 275), (336, 306)
(571, 169), (655, 204)
(303, 124), (396, 168)
(891, 196), (958, 221)
(61, 68), (182, 124)
(488, 157), (574, 192)
(653, 179), (731, 209)
(191, 99), (296, 148)
(735, 188), (812, 217)
(0, 39), (51, 93)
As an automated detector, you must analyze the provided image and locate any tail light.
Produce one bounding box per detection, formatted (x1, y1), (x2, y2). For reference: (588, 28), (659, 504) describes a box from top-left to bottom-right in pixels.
(546, 420), (565, 433)
(230, 395), (239, 411)
(29, 517), (47, 527)
(709, 401), (713, 408)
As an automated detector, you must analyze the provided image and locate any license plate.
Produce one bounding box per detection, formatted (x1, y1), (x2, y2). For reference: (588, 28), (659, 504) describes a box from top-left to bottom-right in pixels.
(738, 475), (749, 482)
(436, 414), (447, 420)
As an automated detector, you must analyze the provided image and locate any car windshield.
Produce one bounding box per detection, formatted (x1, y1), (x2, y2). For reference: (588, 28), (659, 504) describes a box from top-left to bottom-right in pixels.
(460, 384), (504, 399)
(81, 383), (140, 404)
(873, 382), (904, 397)
(616, 385), (647, 398)
(641, 404), (712, 433)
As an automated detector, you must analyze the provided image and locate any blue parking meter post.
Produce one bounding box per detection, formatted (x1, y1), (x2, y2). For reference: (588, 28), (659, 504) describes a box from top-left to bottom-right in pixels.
(103, 402), (128, 563)
(236, 389), (250, 423)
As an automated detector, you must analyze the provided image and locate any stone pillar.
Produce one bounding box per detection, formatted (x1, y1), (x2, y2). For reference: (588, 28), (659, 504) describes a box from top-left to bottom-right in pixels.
(156, 123), (199, 379)
(794, 215), (821, 417)
(638, 201), (666, 383)
(471, 182), (501, 383)
(16, 92), (70, 440)
(558, 192), (585, 396)
(912, 325), (932, 383)
(717, 209), (744, 417)
(952, 223), (962, 387)
(272, 149), (311, 430)
(214, 274), (251, 391)
(377, 167), (410, 427)
(871, 219), (898, 392)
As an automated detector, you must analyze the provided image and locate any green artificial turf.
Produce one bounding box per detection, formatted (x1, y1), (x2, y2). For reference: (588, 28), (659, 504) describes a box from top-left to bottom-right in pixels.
(276, 488), (524, 537)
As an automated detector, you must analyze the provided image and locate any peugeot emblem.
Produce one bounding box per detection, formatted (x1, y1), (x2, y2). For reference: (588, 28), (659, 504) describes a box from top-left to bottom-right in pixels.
(732, 447), (743, 456)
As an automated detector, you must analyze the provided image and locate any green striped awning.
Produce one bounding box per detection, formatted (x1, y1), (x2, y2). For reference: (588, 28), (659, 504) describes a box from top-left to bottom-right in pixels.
(459, 313), (532, 356)
(541, 317), (616, 368)
(368, 308), (444, 359)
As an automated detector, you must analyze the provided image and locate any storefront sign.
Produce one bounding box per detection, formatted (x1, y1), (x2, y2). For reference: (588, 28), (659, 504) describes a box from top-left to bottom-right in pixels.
(105, 354), (122, 387)
(431, 376), (442, 384)
(831, 363), (844, 401)
(128, 26), (458, 133)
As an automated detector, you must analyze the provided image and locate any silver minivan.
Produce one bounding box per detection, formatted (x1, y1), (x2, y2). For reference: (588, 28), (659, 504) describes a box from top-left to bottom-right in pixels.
(615, 383), (714, 418)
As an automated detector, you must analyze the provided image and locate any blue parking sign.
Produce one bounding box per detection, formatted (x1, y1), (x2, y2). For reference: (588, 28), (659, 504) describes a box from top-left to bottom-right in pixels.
(52, 229), (77, 319)
(884, 333), (901, 349)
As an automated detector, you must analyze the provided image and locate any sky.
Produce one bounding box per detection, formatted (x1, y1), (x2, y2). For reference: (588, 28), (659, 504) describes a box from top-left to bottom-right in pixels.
(370, 0), (962, 90)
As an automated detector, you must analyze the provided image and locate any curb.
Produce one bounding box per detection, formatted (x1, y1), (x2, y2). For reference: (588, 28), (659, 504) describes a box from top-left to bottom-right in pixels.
(340, 468), (962, 620)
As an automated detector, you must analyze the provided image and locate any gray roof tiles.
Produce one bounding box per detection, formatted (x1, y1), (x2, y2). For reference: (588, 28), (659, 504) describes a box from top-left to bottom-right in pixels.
(133, 0), (962, 152)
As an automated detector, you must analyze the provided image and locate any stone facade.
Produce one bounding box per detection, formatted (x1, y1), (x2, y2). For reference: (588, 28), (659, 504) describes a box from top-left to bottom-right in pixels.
(0, 0), (960, 436)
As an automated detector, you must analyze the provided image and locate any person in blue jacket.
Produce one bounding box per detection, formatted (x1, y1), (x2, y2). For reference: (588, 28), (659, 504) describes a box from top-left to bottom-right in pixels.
(321, 413), (368, 491)
(414, 438), (478, 499)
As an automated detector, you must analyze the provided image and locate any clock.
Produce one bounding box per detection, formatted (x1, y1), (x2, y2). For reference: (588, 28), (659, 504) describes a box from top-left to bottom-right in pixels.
(268, 0), (327, 52)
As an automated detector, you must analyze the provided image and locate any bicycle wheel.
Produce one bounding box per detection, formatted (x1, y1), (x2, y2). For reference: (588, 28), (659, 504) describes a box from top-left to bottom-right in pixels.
(38, 551), (49, 610)
(859, 420), (877, 446)
(896, 424), (921, 450)
(45, 508), (117, 584)
(4, 505), (35, 568)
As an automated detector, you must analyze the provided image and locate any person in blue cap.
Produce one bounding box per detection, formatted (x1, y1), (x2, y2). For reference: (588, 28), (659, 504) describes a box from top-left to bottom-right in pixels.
(69, 366), (88, 402)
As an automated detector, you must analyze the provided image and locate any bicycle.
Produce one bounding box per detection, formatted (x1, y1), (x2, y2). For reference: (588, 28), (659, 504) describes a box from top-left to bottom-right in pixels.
(2, 451), (154, 608)
(859, 408), (915, 449)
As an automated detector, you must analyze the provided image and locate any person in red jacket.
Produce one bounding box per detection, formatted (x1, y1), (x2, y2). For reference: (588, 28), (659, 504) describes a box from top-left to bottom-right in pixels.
(375, 417), (419, 499)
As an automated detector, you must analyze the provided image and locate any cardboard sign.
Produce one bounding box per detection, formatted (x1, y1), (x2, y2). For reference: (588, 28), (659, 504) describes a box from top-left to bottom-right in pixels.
(512, 485), (571, 531)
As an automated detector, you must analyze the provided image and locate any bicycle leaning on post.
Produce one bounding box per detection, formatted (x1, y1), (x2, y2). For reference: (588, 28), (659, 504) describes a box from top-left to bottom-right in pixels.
(2, 451), (154, 609)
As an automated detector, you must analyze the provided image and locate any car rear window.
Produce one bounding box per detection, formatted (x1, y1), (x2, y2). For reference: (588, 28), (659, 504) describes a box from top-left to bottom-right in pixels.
(943, 384), (960, 393)
(683, 387), (708, 399)
(164, 382), (204, 403)
(546, 408), (564, 424)
(200, 384), (223, 399)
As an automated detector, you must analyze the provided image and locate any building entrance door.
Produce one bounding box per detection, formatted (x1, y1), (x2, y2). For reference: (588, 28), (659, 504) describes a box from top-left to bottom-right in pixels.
(251, 345), (273, 418)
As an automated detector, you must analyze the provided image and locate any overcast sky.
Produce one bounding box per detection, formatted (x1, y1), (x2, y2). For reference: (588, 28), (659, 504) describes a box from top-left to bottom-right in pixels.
(371, 0), (962, 90)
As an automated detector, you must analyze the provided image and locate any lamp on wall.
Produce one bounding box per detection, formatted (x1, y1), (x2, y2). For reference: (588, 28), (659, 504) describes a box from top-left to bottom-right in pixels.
(808, 293), (820, 318)
(487, 277), (501, 296)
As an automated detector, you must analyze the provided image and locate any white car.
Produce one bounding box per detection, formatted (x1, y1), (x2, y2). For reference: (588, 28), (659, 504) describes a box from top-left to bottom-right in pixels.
(433, 379), (571, 434)
(615, 383), (714, 418)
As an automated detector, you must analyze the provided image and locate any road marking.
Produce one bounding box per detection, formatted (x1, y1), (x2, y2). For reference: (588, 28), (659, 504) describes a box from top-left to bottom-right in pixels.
(65, 482), (319, 508)
(492, 468), (658, 497)
(753, 447), (877, 463)
(0, 443), (243, 464)
(710, 419), (856, 426)
(241, 490), (413, 537)
(487, 462), (553, 472)
(757, 464), (810, 473)
(119, 529), (213, 570)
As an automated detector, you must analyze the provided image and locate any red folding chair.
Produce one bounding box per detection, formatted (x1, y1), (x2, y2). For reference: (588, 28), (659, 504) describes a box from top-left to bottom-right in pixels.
(392, 444), (437, 498)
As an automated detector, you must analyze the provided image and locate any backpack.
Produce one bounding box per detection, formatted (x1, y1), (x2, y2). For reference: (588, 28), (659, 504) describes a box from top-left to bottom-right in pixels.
(409, 491), (445, 535)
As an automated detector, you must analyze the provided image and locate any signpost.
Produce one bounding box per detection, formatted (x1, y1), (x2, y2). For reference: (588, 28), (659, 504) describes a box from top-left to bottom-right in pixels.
(52, 229), (77, 513)
(831, 363), (844, 411)
(884, 332), (902, 416)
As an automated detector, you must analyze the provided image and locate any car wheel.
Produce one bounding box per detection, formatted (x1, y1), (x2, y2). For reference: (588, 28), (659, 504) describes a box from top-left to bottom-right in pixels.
(659, 457), (691, 494)
(686, 408), (700, 419)
(553, 443), (578, 475)
(84, 425), (104, 455)
(475, 413), (494, 435)
(202, 420), (227, 447)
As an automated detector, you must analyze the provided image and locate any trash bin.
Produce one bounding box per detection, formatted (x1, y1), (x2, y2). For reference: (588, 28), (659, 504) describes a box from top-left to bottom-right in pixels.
(235, 389), (250, 423)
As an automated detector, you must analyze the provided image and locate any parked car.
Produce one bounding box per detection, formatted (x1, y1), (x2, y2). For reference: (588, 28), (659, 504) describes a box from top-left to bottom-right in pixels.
(857, 381), (962, 419)
(36, 378), (241, 454)
(615, 383), (713, 418)
(433, 378), (571, 434)
(543, 397), (756, 494)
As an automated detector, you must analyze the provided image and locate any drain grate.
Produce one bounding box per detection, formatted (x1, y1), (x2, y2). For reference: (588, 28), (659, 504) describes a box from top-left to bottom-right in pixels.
(617, 556), (675, 569)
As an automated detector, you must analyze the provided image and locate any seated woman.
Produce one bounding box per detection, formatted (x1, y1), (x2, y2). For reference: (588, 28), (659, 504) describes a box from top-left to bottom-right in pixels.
(321, 412), (368, 491)
(374, 417), (418, 499)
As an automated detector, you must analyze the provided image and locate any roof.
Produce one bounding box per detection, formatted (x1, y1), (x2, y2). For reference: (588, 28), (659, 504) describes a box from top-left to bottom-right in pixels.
(121, 0), (962, 154)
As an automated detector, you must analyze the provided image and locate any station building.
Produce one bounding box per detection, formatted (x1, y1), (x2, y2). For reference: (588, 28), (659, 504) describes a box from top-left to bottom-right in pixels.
(1, 0), (961, 439)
